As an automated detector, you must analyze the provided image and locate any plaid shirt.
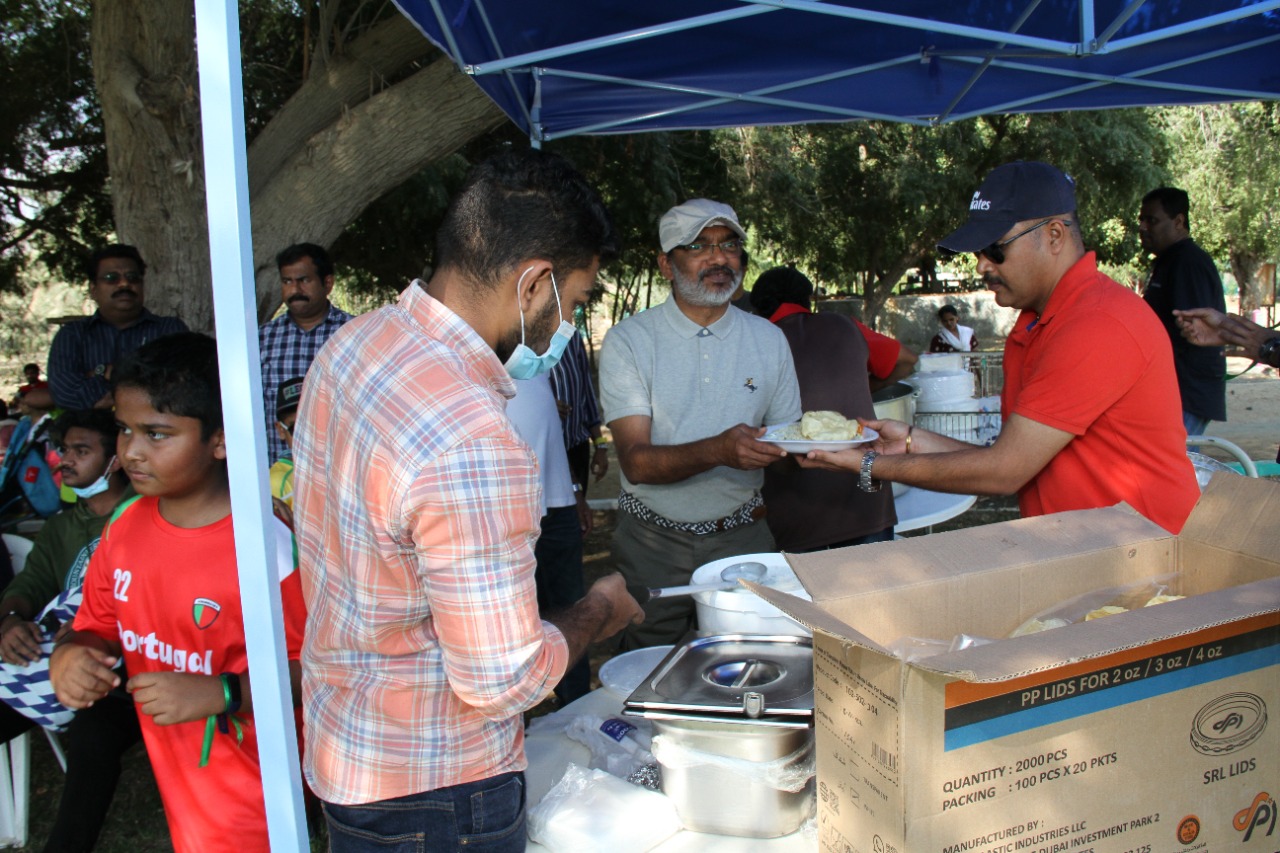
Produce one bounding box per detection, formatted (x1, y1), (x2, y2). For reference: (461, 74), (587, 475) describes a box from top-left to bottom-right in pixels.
(258, 304), (353, 463)
(548, 331), (602, 448)
(47, 310), (189, 409)
(293, 282), (568, 805)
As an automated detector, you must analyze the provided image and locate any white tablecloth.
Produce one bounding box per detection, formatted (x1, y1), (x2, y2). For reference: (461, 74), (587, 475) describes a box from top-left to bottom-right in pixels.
(524, 688), (815, 852)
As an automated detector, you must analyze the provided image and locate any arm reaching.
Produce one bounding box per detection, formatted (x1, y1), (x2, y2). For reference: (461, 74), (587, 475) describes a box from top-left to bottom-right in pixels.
(611, 416), (786, 485)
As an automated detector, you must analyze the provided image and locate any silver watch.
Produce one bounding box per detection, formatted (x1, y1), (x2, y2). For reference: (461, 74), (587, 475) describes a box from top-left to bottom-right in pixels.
(858, 450), (881, 493)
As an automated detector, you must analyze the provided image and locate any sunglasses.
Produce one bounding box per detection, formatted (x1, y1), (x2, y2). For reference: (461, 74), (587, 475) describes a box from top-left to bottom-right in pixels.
(976, 218), (1070, 265)
(98, 271), (144, 285)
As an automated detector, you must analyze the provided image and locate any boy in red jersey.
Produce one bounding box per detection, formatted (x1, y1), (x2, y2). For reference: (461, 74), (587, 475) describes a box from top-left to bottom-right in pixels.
(49, 332), (305, 853)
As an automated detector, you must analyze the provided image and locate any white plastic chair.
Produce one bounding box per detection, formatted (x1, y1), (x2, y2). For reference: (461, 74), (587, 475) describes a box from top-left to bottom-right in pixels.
(0, 533), (68, 849)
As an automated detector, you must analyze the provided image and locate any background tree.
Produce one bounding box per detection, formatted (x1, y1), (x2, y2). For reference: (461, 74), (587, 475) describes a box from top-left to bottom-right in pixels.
(1161, 102), (1280, 312)
(720, 110), (1168, 324)
(0, 0), (111, 292)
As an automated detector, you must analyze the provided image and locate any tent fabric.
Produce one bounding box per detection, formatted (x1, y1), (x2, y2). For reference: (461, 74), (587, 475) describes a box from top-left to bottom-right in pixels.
(393, 0), (1280, 141)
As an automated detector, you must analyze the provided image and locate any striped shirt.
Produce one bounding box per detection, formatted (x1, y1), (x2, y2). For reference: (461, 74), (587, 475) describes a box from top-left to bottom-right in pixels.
(258, 304), (353, 464)
(293, 281), (568, 805)
(47, 310), (189, 409)
(547, 331), (602, 448)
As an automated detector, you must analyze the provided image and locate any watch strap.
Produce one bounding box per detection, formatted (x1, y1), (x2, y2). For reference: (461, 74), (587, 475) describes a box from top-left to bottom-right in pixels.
(859, 450), (882, 493)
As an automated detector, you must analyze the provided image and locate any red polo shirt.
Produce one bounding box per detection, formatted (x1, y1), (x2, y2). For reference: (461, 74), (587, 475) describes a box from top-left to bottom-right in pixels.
(1003, 253), (1199, 533)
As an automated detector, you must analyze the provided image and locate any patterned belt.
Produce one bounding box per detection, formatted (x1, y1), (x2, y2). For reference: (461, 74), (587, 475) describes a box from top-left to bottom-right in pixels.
(618, 491), (765, 536)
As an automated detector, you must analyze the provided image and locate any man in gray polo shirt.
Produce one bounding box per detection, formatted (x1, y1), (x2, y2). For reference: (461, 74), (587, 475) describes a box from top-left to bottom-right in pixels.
(600, 199), (801, 648)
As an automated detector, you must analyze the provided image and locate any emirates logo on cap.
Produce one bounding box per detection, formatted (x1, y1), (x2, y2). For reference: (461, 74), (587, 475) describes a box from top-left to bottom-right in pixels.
(970, 191), (991, 211)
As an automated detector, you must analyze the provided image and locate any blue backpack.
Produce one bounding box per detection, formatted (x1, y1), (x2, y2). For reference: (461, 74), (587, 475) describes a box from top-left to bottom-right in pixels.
(0, 417), (62, 520)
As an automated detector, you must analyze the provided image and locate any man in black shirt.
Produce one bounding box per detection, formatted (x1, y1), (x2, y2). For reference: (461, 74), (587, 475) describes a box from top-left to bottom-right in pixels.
(1138, 187), (1227, 437)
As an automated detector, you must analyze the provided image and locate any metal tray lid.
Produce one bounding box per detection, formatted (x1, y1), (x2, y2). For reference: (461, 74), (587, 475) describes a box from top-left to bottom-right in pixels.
(622, 633), (814, 720)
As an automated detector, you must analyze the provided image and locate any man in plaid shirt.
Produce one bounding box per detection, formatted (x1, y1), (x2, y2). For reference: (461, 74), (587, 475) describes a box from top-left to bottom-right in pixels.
(295, 150), (642, 852)
(258, 243), (353, 464)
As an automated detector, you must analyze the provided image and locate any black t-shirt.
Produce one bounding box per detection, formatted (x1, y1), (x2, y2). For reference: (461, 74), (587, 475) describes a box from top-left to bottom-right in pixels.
(1144, 238), (1227, 422)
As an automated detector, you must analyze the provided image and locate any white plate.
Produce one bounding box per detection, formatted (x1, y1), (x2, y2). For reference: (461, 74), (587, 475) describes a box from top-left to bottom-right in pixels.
(762, 423), (878, 452)
(598, 645), (674, 698)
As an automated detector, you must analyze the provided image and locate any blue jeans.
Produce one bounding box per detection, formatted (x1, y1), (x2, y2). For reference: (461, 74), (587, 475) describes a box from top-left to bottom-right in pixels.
(1183, 411), (1210, 440)
(323, 771), (527, 852)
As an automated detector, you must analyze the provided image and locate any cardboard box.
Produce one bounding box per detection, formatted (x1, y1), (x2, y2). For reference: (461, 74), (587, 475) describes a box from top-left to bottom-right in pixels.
(750, 475), (1280, 853)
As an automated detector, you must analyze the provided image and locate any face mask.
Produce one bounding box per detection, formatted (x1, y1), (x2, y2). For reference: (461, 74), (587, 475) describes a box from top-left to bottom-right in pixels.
(70, 456), (116, 500)
(504, 270), (575, 380)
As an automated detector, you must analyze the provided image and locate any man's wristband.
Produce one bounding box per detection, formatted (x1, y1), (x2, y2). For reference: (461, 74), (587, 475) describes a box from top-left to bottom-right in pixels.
(220, 672), (243, 715)
(593, 436), (609, 448)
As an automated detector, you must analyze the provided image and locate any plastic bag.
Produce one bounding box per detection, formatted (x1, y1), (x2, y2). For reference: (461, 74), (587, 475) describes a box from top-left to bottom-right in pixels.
(887, 632), (996, 663)
(564, 714), (656, 778)
(1009, 574), (1184, 638)
(650, 732), (814, 793)
(527, 763), (681, 852)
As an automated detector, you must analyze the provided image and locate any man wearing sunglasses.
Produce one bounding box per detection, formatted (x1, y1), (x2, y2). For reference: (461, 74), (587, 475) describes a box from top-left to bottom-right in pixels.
(799, 161), (1198, 534)
(47, 244), (188, 409)
(600, 199), (801, 647)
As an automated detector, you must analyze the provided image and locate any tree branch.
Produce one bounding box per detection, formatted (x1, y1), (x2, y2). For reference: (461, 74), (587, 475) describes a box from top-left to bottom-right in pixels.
(248, 9), (435, 189)
(249, 59), (505, 319)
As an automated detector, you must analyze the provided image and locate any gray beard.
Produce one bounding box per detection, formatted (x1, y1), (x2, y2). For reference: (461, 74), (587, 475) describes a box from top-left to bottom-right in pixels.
(672, 265), (741, 308)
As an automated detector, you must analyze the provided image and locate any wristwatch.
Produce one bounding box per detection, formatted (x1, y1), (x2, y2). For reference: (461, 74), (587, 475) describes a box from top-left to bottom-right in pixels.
(1259, 335), (1280, 369)
(858, 450), (882, 493)
(571, 483), (583, 494)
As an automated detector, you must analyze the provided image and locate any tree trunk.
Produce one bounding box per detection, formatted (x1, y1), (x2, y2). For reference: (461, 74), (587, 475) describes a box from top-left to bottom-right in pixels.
(1230, 249), (1264, 313)
(92, 0), (211, 328)
(91, 2), (507, 331)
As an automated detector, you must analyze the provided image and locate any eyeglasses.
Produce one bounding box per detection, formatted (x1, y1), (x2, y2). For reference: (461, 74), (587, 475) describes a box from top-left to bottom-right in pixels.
(98, 271), (143, 285)
(976, 218), (1070, 265)
(675, 239), (744, 257)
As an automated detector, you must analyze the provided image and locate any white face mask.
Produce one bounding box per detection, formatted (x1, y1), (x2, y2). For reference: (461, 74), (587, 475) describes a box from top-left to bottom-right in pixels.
(70, 455), (116, 500)
(503, 270), (575, 380)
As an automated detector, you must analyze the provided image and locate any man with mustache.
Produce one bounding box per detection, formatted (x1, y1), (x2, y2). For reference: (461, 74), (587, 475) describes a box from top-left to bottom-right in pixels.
(0, 408), (140, 852)
(599, 199), (801, 647)
(258, 243), (353, 464)
(799, 162), (1199, 534)
(47, 244), (188, 410)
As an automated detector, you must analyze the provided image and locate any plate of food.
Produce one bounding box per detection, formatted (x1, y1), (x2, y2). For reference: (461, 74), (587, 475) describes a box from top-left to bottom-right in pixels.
(763, 410), (879, 452)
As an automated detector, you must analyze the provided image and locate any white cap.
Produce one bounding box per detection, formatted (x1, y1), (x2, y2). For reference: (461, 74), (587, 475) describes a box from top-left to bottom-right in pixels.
(658, 198), (747, 253)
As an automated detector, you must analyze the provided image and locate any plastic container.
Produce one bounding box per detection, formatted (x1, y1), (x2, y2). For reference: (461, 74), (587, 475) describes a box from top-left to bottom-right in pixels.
(690, 553), (812, 637)
(598, 645), (674, 699)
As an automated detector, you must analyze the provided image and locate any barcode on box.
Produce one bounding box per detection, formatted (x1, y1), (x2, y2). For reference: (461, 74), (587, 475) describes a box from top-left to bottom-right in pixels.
(872, 741), (897, 771)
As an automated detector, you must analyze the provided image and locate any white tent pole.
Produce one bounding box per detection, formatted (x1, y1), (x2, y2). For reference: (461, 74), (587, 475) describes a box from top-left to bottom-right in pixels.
(192, 1), (308, 849)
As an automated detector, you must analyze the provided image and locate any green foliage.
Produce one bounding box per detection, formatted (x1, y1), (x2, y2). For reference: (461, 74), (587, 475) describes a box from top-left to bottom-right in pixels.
(1158, 103), (1280, 309)
(718, 110), (1168, 320)
(0, 0), (112, 292)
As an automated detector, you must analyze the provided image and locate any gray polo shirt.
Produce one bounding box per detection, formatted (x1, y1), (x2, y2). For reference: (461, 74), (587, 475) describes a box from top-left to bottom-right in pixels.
(599, 297), (801, 523)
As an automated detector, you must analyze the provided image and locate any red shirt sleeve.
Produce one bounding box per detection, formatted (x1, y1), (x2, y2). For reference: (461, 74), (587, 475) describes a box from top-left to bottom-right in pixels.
(854, 319), (902, 380)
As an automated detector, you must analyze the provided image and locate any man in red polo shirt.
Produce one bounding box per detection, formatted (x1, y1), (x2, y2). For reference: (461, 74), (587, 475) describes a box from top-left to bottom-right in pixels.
(800, 161), (1199, 533)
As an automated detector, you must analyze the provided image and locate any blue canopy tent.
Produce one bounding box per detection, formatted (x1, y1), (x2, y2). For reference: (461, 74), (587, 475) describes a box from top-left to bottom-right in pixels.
(189, 2), (1280, 850)
(391, 0), (1280, 141)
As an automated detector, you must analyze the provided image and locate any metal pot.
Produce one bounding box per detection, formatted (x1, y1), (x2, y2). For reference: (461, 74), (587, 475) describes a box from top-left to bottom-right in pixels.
(651, 716), (814, 838)
(623, 635), (816, 838)
(871, 380), (917, 425)
(872, 382), (918, 497)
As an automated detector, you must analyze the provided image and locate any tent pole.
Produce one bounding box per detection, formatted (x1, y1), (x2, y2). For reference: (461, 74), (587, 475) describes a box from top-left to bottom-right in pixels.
(192, 1), (308, 850)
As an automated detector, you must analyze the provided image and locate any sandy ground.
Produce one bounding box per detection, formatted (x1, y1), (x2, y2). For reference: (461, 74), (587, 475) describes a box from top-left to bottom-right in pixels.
(1206, 361), (1280, 463)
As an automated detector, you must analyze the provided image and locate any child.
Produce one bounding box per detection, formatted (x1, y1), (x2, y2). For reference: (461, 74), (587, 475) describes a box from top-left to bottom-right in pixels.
(269, 376), (304, 513)
(49, 332), (305, 853)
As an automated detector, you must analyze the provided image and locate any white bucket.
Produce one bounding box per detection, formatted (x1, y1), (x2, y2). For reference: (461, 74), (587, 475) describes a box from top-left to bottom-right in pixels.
(690, 553), (811, 637)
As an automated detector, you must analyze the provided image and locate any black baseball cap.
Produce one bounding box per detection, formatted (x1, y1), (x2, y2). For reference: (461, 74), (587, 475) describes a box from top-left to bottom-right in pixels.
(938, 161), (1076, 254)
(276, 376), (305, 419)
